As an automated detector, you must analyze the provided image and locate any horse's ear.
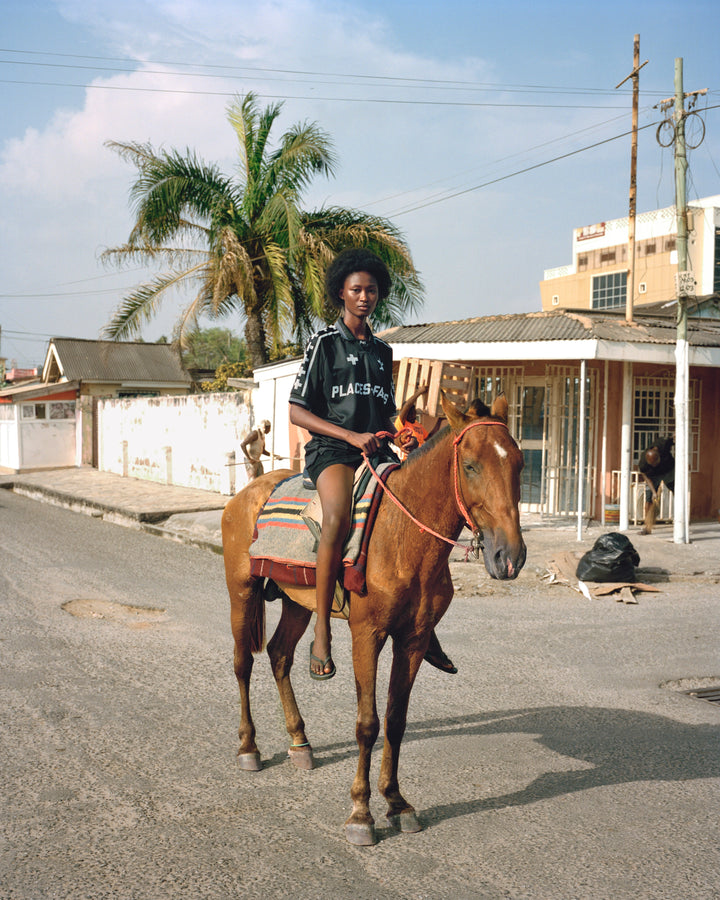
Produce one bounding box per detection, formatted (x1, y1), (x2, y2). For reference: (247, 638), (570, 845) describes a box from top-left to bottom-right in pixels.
(465, 397), (491, 417)
(440, 390), (469, 432)
(490, 393), (508, 423)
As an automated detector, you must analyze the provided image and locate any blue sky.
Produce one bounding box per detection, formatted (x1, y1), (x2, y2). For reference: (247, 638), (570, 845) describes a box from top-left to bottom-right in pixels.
(1, 0), (718, 367)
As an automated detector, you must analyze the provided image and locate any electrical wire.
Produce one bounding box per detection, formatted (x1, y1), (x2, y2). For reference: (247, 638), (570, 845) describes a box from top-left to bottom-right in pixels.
(0, 46), (669, 95)
(387, 121), (662, 216)
(0, 77), (632, 109)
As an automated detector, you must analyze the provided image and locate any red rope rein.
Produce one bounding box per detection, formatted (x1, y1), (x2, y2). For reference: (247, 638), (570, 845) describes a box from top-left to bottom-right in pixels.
(362, 421), (509, 559)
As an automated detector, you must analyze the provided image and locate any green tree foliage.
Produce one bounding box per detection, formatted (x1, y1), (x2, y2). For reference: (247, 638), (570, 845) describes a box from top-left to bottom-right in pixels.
(182, 327), (246, 371)
(198, 361), (253, 393)
(102, 92), (423, 368)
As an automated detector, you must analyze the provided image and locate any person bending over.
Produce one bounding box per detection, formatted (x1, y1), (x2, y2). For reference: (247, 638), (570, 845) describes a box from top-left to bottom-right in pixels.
(637, 436), (675, 535)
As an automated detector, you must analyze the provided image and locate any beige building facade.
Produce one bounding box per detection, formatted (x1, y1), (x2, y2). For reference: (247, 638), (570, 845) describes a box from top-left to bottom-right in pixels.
(540, 195), (720, 313)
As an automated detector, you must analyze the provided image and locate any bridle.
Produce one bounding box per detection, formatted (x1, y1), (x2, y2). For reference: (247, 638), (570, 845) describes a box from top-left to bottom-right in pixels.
(364, 419), (509, 559)
(452, 420), (509, 550)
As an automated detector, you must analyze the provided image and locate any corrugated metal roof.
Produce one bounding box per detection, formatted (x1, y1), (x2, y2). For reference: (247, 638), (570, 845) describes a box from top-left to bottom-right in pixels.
(380, 309), (720, 348)
(49, 338), (191, 384)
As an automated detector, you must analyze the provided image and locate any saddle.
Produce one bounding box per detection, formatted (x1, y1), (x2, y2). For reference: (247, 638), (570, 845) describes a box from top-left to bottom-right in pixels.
(249, 461), (397, 599)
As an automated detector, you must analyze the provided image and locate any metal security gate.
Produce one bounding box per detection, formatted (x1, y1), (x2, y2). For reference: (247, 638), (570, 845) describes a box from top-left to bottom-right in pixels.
(516, 367), (596, 517)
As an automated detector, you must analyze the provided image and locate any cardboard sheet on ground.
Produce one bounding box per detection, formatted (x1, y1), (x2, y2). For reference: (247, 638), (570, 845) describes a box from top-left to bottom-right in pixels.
(544, 550), (661, 603)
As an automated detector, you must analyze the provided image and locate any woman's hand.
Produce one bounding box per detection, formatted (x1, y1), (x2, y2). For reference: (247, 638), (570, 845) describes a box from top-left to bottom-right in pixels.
(346, 430), (381, 454)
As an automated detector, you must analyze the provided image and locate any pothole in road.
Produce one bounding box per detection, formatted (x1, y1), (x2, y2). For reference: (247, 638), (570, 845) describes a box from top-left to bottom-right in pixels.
(62, 598), (167, 629)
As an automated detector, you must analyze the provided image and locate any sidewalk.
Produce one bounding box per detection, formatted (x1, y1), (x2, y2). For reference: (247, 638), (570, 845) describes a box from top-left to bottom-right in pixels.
(0, 466), (228, 554)
(2, 466), (720, 579)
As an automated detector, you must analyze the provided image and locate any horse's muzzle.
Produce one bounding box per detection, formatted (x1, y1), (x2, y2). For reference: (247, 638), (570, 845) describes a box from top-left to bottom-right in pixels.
(482, 532), (526, 580)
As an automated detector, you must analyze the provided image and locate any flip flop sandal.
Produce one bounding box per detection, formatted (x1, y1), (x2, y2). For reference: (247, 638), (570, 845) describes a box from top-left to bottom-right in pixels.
(309, 639), (336, 681)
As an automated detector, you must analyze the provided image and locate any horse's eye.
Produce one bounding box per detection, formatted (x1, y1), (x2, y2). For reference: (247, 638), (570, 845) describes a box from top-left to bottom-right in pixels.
(463, 461), (478, 476)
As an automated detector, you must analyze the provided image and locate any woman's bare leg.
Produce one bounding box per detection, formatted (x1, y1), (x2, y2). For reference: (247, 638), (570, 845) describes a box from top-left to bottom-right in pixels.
(311, 463), (354, 676)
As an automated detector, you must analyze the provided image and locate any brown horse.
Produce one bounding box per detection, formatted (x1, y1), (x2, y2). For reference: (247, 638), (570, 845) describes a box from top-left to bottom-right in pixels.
(222, 392), (526, 845)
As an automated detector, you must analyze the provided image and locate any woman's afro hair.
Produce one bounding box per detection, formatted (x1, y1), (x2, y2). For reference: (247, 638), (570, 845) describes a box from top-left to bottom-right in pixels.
(325, 248), (392, 308)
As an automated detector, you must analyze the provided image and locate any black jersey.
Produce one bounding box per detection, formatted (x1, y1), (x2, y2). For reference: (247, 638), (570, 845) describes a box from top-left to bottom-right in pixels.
(289, 319), (396, 451)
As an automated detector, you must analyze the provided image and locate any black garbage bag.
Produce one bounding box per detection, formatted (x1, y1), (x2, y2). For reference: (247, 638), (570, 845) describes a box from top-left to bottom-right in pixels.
(576, 532), (640, 582)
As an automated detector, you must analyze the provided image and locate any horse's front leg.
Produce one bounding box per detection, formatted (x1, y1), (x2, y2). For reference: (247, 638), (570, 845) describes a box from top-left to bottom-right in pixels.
(345, 626), (385, 846)
(378, 635), (426, 834)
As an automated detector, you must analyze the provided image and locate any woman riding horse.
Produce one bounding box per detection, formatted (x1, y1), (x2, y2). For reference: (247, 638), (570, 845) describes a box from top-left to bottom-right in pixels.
(223, 386), (526, 844)
(288, 248), (455, 679)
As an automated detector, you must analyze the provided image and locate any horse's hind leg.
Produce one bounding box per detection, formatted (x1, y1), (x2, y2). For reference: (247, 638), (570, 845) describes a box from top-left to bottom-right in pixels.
(378, 640), (425, 834)
(267, 596), (314, 769)
(230, 577), (266, 771)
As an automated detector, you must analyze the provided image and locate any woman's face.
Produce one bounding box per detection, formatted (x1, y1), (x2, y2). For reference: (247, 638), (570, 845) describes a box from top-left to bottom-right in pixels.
(339, 271), (379, 319)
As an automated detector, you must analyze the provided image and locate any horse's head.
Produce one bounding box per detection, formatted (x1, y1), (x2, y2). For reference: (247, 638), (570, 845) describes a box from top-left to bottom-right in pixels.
(441, 391), (526, 580)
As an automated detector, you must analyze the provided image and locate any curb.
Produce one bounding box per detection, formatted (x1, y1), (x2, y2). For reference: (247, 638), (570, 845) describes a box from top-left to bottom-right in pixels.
(140, 522), (224, 555)
(3, 481), (224, 554)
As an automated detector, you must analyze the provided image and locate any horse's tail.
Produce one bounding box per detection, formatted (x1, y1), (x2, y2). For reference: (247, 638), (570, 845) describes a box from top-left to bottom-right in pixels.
(248, 579), (266, 654)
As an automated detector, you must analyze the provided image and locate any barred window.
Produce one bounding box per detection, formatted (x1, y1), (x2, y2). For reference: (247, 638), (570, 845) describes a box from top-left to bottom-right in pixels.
(633, 376), (701, 472)
(592, 271), (627, 309)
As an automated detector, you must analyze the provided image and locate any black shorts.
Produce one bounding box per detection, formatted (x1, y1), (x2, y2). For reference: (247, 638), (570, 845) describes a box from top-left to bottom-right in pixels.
(304, 438), (396, 486)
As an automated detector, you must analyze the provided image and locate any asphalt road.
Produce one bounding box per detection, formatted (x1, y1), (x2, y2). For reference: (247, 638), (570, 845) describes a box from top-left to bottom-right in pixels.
(1, 489), (719, 899)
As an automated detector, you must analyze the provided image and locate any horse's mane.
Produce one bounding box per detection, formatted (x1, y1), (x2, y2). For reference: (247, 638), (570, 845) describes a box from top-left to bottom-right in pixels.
(400, 397), (505, 472)
(401, 423), (451, 469)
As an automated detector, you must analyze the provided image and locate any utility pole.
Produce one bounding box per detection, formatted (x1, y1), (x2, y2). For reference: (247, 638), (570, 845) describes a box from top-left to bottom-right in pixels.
(616, 34), (648, 324)
(615, 35), (648, 533)
(659, 59), (707, 543)
(673, 58), (691, 544)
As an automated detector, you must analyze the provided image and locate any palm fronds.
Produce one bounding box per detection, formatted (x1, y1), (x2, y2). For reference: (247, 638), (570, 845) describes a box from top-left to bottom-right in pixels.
(104, 92), (424, 367)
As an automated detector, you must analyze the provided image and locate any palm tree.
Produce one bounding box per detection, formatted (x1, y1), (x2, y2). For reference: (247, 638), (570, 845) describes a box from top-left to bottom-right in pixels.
(102, 93), (423, 368)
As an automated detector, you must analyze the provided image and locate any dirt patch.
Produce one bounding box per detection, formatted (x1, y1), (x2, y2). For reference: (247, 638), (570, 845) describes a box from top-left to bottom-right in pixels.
(62, 598), (167, 629)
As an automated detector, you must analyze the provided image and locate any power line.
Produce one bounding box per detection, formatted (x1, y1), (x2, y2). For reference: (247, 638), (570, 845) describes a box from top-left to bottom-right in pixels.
(388, 121), (662, 216)
(0, 331), (53, 341)
(0, 46), (667, 95)
(0, 77), (630, 109)
(365, 109), (642, 209)
(1, 56), (636, 96)
(0, 286), (139, 299)
(387, 104), (719, 216)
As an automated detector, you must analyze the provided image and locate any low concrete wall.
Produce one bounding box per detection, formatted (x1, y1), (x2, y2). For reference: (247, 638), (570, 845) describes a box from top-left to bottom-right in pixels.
(97, 392), (254, 495)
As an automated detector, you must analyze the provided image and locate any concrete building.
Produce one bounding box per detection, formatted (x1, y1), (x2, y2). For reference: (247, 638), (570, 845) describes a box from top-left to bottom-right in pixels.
(380, 310), (720, 525)
(540, 195), (720, 314)
(0, 338), (191, 472)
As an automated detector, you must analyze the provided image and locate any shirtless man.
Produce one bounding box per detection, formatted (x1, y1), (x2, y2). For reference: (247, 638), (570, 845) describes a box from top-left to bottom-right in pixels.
(241, 419), (272, 481)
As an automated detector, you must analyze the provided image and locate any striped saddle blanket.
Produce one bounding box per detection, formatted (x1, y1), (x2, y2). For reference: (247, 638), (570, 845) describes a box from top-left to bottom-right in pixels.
(249, 462), (398, 595)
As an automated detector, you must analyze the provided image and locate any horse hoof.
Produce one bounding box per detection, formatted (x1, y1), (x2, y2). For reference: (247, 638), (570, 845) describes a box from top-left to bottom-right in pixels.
(237, 751), (262, 771)
(287, 746), (314, 770)
(345, 823), (376, 846)
(387, 810), (422, 833)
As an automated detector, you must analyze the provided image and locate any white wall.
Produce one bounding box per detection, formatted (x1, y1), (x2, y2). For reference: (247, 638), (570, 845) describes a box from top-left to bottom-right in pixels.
(695, 203), (720, 295)
(0, 402), (76, 472)
(0, 406), (20, 471)
(2, 365), (304, 486)
(98, 391), (255, 494)
(21, 420), (77, 469)
(253, 357), (302, 472)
